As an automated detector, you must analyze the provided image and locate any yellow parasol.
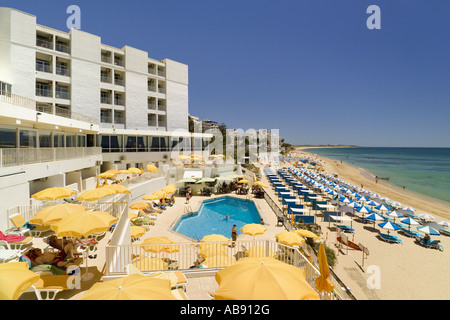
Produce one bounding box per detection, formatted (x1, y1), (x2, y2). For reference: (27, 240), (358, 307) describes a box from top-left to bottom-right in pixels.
(161, 185), (176, 194)
(141, 236), (179, 253)
(240, 223), (268, 239)
(238, 179), (249, 184)
(0, 262), (40, 300)
(76, 187), (116, 202)
(201, 234), (229, 243)
(314, 242), (335, 293)
(119, 169), (130, 174)
(199, 243), (229, 258)
(29, 203), (88, 226)
(131, 257), (169, 271)
(50, 210), (117, 238)
(142, 194), (160, 201)
(201, 255), (235, 268)
(127, 167), (142, 174)
(31, 187), (76, 201)
(292, 229), (321, 240)
(253, 181), (268, 188)
(152, 190), (167, 200)
(214, 257), (319, 300)
(103, 184), (131, 195)
(130, 226), (146, 239)
(79, 274), (175, 300)
(275, 231), (305, 246)
(129, 202), (150, 210)
(146, 164), (158, 173)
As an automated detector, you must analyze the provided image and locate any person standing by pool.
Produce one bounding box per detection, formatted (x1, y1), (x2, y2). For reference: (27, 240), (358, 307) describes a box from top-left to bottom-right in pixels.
(185, 187), (191, 204)
(231, 224), (237, 248)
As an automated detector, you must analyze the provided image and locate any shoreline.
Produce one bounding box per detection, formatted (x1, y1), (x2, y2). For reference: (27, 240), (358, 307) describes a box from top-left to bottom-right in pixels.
(297, 148), (450, 221)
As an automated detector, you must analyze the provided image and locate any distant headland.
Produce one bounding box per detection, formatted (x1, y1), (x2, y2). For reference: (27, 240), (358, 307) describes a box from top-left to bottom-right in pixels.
(295, 145), (361, 150)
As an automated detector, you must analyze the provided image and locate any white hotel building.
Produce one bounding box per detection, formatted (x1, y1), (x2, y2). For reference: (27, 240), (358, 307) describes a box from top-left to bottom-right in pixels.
(0, 8), (211, 229)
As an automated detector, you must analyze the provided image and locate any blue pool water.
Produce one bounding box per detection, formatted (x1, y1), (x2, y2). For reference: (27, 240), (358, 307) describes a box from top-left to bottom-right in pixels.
(173, 196), (262, 240)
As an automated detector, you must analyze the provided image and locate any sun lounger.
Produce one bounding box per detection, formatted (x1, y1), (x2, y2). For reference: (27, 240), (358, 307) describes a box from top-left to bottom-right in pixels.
(378, 233), (402, 244)
(126, 264), (188, 291)
(0, 247), (22, 262)
(439, 229), (450, 237)
(416, 237), (444, 251)
(19, 254), (83, 276)
(399, 228), (423, 238)
(0, 235), (33, 253)
(335, 225), (355, 233)
(8, 213), (51, 237)
(171, 287), (188, 300)
(25, 273), (81, 300)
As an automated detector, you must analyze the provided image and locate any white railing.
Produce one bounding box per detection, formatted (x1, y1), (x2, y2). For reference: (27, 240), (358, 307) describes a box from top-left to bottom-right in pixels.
(0, 147), (102, 167)
(0, 93), (36, 110)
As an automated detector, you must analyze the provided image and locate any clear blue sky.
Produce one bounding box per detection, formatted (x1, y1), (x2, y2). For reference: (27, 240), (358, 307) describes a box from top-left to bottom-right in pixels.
(4, 0), (450, 147)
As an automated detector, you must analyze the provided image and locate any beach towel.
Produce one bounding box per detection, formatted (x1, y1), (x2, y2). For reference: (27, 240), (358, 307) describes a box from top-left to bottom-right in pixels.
(0, 231), (27, 243)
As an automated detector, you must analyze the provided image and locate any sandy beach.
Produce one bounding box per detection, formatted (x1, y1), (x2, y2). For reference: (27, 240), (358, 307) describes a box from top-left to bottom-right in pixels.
(293, 147), (450, 300)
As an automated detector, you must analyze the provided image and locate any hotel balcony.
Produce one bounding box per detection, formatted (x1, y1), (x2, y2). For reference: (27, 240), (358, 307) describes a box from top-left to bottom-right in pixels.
(36, 36), (53, 50)
(0, 147), (102, 168)
(36, 87), (52, 98)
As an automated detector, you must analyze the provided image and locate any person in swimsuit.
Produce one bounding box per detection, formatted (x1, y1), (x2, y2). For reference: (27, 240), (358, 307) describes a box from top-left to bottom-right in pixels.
(27, 248), (76, 268)
(231, 225), (238, 248)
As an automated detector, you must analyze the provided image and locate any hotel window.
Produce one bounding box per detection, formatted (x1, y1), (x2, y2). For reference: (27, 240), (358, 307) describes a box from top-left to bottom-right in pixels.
(19, 130), (37, 148)
(114, 54), (124, 67)
(137, 136), (148, 152)
(66, 135), (76, 148)
(54, 133), (65, 147)
(77, 135), (86, 148)
(114, 110), (125, 124)
(114, 92), (124, 106)
(160, 137), (169, 152)
(36, 33), (53, 49)
(55, 105), (71, 118)
(39, 131), (51, 148)
(36, 58), (52, 73)
(101, 68), (112, 83)
(150, 137), (160, 151)
(101, 50), (112, 64)
(0, 82), (12, 97)
(55, 84), (70, 100)
(56, 59), (70, 76)
(114, 71), (124, 86)
(0, 128), (16, 148)
(101, 90), (112, 104)
(101, 109), (112, 123)
(36, 81), (52, 97)
(55, 37), (70, 54)
(100, 135), (110, 152)
(110, 135), (123, 152)
(148, 114), (157, 127)
(158, 115), (167, 128)
(125, 136), (137, 152)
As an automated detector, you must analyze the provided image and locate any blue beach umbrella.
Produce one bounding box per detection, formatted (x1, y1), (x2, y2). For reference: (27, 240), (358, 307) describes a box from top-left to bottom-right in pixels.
(437, 221), (450, 228)
(400, 217), (419, 230)
(356, 206), (372, 214)
(375, 204), (390, 212)
(358, 196), (370, 202)
(387, 210), (404, 221)
(366, 200), (379, 206)
(378, 221), (400, 235)
(417, 226), (440, 236)
(347, 201), (361, 208)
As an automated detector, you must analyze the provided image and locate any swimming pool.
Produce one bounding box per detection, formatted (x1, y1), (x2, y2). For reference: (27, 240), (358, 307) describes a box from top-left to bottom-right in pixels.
(173, 196), (262, 240)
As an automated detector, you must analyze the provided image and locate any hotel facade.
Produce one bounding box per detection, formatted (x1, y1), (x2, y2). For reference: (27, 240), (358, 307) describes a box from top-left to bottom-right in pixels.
(0, 7), (211, 229)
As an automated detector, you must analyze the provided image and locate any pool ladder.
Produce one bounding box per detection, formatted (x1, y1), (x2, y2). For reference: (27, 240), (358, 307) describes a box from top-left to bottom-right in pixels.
(184, 206), (193, 215)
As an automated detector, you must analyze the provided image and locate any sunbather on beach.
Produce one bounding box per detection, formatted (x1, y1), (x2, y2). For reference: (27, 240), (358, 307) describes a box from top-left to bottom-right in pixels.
(26, 247), (78, 268)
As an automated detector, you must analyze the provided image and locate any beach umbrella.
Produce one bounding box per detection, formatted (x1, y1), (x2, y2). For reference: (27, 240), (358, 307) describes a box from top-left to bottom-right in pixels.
(347, 201), (362, 208)
(102, 184), (131, 194)
(240, 224), (268, 239)
(199, 243), (229, 258)
(146, 164), (158, 173)
(76, 187), (115, 202)
(97, 172), (117, 179)
(142, 194), (160, 201)
(50, 210), (117, 238)
(201, 255), (235, 268)
(152, 190), (167, 200)
(161, 185), (176, 194)
(418, 213), (435, 221)
(131, 257), (169, 272)
(292, 229), (320, 240)
(0, 262), (40, 300)
(253, 181), (268, 188)
(387, 210), (404, 221)
(356, 206), (372, 214)
(365, 213), (384, 222)
(195, 177), (216, 184)
(201, 234), (230, 243)
(417, 226), (440, 236)
(29, 203), (88, 226)
(437, 221), (450, 228)
(400, 217), (420, 230)
(141, 237), (179, 253)
(402, 206), (416, 212)
(31, 187), (76, 201)
(366, 200), (379, 206)
(118, 169), (130, 175)
(127, 167), (142, 174)
(130, 226), (146, 239)
(129, 202), (150, 210)
(375, 204), (390, 212)
(275, 231), (305, 246)
(79, 274), (175, 300)
(315, 242), (334, 294)
(238, 179), (249, 184)
(357, 196), (370, 202)
(378, 221), (400, 235)
(390, 201), (402, 207)
(213, 257), (319, 300)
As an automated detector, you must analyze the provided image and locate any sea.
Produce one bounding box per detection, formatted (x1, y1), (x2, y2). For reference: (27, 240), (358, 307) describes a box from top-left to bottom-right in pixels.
(303, 147), (450, 204)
